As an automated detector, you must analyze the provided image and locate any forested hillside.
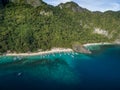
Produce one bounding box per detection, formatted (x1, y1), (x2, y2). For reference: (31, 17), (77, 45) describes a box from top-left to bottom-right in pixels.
(0, 0), (120, 53)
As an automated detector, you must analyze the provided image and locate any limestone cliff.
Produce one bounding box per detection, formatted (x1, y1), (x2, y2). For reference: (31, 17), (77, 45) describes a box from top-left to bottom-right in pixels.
(10, 0), (43, 7)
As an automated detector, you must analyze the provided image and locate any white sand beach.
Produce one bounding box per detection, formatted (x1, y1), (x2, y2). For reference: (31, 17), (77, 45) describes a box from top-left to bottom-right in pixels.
(5, 48), (73, 56)
(83, 42), (113, 47)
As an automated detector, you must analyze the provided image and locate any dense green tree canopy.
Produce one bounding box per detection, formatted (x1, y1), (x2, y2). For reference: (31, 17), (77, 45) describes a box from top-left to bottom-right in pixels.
(0, 0), (119, 53)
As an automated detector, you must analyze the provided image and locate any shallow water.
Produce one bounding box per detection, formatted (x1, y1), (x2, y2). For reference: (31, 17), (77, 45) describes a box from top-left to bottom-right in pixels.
(0, 45), (120, 90)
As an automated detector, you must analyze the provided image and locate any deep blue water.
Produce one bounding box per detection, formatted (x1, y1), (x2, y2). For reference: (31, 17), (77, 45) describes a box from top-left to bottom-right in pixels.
(0, 45), (120, 90)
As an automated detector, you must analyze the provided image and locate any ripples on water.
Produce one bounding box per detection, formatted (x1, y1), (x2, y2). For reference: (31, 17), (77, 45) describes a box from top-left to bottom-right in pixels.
(0, 45), (120, 90)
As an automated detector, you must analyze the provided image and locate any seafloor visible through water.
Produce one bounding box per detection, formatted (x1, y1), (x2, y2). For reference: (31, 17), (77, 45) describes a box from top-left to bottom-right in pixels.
(0, 45), (120, 90)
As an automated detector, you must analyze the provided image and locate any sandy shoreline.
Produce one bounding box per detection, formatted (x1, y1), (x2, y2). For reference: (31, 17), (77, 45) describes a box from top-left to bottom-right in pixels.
(5, 48), (73, 56)
(83, 42), (113, 47)
(2, 42), (118, 56)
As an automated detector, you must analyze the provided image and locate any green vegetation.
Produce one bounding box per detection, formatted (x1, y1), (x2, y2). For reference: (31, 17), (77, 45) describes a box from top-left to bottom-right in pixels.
(0, 0), (119, 53)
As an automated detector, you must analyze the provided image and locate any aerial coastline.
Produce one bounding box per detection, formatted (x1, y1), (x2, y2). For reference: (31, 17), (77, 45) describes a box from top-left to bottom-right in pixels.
(2, 42), (117, 57)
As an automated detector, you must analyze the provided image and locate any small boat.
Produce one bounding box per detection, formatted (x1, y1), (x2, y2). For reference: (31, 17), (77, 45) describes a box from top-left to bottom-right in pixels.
(13, 57), (17, 61)
(17, 56), (22, 60)
(71, 55), (74, 58)
(17, 72), (22, 76)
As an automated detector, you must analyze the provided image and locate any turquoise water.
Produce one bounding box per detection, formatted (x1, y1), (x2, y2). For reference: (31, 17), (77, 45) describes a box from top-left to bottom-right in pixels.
(0, 45), (120, 90)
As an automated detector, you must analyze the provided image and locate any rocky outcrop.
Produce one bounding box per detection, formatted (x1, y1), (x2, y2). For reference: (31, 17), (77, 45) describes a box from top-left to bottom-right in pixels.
(10, 0), (43, 7)
(72, 44), (91, 54)
(58, 1), (89, 12)
(26, 0), (42, 7)
(40, 10), (53, 16)
(93, 28), (108, 36)
(114, 39), (120, 44)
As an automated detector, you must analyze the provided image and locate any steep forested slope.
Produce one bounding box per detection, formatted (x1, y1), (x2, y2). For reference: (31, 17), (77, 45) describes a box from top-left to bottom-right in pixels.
(0, 0), (120, 53)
